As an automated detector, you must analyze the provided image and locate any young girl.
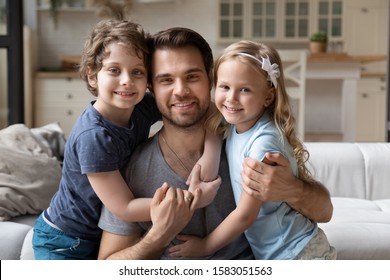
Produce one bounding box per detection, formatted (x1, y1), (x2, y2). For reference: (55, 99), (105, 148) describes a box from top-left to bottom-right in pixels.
(169, 40), (336, 259)
(32, 19), (220, 260)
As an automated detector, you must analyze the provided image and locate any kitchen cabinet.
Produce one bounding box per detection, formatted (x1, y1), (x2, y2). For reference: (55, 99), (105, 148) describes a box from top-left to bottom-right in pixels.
(304, 54), (386, 142)
(344, 0), (388, 73)
(355, 77), (387, 142)
(34, 74), (95, 137)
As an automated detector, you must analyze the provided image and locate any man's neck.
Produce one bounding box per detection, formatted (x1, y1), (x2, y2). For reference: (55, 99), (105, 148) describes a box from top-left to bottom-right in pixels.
(158, 124), (205, 178)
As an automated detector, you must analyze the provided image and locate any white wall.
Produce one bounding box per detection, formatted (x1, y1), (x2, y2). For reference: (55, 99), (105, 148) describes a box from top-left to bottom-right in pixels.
(35, 0), (221, 69)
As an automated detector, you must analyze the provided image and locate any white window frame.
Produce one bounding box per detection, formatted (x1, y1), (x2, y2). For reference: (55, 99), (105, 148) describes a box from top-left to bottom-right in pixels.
(218, 0), (344, 43)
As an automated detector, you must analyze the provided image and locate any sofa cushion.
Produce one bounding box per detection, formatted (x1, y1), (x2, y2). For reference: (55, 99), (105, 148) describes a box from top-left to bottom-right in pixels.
(306, 143), (390, 200)
(320, 198), (390, 260)
(357, 143), (390, 200)
(20, 228), (35, 260)
(11, 215), (38, 260)
(9, 214), (39, 227)
(0, 221), (32, 260)
(306, 143), (367, 199)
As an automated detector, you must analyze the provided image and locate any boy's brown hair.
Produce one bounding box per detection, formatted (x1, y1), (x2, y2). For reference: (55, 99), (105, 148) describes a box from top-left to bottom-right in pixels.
(79, 19), (149, 96)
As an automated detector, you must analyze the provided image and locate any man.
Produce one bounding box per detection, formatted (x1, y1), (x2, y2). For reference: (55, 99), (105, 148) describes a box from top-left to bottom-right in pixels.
(98, 27), (333, 259)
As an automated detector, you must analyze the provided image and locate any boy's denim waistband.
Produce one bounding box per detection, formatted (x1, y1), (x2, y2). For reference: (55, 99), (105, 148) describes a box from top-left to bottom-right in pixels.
(43, 207), (63, 231)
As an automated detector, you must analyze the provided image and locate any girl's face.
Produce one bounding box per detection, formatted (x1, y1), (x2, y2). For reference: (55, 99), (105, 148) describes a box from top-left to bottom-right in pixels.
(214, 58), (275, 133)
(88, 42), (147, 122)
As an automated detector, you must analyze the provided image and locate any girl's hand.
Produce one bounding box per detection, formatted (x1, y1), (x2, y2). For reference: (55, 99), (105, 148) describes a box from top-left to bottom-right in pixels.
(168, 235), (210, 258)
(187, 164), (221, 208)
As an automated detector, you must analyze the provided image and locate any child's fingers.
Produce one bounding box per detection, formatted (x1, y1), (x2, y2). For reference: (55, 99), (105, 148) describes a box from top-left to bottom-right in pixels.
(190, 188), (202, 211)
(167, 242), (186, 256)
(187, 164), (201, 186)
(176, 234), (191, 241)
(152, 182), (169, 206)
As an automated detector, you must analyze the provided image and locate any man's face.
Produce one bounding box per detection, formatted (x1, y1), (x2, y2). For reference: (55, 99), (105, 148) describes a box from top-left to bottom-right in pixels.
(151, 45), (211, 128)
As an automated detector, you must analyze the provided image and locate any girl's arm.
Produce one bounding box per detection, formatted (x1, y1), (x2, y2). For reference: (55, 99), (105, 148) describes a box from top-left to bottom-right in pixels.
(168, 190), (262, 257)
(88, 170), (151, 222)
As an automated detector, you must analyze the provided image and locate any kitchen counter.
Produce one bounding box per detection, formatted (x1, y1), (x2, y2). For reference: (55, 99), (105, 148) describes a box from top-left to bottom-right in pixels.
(305, 53), (387, 141)
(36, 71), (81, 79)
(309, 53), (387, 63)
(36, 53), (387, 79)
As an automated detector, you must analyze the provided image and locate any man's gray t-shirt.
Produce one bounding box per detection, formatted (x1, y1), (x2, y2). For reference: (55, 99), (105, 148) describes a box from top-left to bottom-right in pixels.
(99, 133), (253, 260)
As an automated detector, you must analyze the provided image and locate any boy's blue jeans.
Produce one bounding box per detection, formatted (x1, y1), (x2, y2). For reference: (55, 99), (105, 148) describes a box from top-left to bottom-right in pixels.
(32, 214), (99, 260)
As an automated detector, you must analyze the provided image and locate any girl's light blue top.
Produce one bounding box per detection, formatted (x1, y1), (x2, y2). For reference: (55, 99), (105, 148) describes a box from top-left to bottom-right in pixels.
(225, 110), (317, 259)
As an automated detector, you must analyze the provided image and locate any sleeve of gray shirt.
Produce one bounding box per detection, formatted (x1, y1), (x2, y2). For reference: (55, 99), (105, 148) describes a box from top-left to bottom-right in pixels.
(98, 205), (143, 236)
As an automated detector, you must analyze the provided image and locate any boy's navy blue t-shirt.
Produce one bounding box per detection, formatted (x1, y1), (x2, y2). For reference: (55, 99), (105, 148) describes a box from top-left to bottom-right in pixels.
(48, 93), (160, 240)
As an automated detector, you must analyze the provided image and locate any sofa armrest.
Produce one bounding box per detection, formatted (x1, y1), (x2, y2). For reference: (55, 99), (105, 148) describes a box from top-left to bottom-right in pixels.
(20, 228), (34, 260)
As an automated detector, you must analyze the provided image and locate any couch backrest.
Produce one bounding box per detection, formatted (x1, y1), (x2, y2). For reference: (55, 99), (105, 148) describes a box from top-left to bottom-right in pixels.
(305, 142), (390, 200)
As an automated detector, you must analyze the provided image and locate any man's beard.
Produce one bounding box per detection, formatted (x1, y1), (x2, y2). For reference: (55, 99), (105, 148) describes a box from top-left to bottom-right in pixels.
(161, 105), (209, 129)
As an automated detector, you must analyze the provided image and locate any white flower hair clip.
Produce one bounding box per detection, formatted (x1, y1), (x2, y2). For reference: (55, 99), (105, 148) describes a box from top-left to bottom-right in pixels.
(237, 53), (280, 88)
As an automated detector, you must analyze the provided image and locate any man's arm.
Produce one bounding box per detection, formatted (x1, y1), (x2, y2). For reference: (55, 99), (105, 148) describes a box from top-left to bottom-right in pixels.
(98, 225), (171, 260)
(240, 152), (333, 223)
(98, 185), (200, 260)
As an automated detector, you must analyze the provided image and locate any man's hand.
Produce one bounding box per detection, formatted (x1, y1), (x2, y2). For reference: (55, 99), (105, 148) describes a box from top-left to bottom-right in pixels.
(99, 184), (200, 260)
(149, 183), (201, 247)
(240, 152), (332, 222)
(240, 152), (300, 202)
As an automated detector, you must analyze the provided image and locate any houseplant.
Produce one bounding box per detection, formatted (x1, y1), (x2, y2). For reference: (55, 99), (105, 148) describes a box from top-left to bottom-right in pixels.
(48, 1), (134, 28)
(309, 32), (327, 53)
(49, 0), (63, 28)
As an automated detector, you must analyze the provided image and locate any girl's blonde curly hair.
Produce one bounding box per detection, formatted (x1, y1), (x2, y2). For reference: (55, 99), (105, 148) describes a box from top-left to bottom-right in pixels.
(207, 40), (314, 183)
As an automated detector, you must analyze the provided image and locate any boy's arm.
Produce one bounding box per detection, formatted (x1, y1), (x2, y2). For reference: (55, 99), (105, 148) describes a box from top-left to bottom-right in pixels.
(189, 128), (222, 183)
(186, 102), (223, 207)
(88, 170), (152, 222)
(188, 101), (223, 183)
(187, 165), (221, 209)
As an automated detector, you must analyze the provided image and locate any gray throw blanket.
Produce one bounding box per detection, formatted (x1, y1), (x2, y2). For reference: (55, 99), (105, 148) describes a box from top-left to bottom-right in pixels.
(0, 123), (63, 221)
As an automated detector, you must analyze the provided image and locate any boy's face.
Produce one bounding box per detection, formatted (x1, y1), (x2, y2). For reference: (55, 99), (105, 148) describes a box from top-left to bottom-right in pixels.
(88, 43), (147, 114)
(150, 45), (211, 128)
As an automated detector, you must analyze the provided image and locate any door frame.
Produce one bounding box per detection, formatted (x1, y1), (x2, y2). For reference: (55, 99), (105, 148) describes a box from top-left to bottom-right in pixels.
(0, 0), (24, 124)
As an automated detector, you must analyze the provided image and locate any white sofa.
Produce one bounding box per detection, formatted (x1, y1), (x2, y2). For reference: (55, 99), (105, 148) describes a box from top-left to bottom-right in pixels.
(1, 141), (389, 260)
(306, 142), (390, 260)
(0, 215), (37, 260)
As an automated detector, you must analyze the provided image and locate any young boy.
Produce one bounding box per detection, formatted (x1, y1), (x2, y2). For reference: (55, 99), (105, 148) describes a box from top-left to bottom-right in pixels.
(32, 19), (220, 260)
